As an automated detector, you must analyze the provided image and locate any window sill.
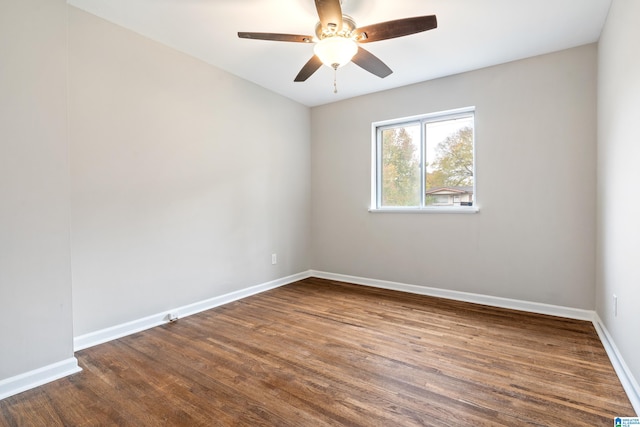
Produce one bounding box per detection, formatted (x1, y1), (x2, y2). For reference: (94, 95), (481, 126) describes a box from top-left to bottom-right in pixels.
(368, 206), (480, 214)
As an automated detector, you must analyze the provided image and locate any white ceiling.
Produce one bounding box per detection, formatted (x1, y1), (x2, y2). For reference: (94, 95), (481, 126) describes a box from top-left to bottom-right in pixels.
(67, 0), (611, 107)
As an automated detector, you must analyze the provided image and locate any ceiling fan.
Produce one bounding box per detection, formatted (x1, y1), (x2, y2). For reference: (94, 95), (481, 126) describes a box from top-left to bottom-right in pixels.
(238, 0), (437, 85)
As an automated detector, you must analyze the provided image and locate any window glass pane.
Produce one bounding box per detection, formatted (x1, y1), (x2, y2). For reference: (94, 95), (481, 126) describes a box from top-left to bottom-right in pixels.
(425, 116), (474, 206)
(372, 108), (475, 211)
(380, 124), (421, 207)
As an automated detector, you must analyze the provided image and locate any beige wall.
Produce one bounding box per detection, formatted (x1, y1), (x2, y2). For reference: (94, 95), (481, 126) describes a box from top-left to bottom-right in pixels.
(311, 44), (597, 309)
(4, 0), (628, 401)
(0, 0), (74, 379)
(68, 8), (311, 336)
(597, 0), (640, 392)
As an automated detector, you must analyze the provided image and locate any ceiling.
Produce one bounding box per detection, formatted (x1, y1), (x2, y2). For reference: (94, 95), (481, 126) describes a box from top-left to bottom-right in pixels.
(67, 0), (612, 107)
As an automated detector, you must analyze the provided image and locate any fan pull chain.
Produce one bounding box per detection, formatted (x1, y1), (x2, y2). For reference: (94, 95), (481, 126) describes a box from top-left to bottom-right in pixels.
(333, 64), (338, 94)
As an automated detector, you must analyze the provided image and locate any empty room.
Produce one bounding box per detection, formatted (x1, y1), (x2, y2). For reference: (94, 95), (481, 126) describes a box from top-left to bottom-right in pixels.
(1, 0), (639, 425)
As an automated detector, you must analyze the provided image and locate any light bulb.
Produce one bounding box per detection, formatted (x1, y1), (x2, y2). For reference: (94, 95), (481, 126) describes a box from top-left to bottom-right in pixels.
(313, 36), (358, 69)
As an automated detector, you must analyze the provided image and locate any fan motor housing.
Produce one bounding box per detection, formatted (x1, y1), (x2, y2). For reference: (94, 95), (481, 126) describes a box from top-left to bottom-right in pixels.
(315, 15), (356, 40)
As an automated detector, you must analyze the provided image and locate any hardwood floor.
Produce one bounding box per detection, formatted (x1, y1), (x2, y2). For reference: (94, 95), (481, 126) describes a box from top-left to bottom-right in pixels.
(0, 277), (635, 426)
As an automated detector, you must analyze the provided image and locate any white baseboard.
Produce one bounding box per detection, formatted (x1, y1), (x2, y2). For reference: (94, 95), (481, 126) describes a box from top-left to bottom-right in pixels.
(6, 270), (640, 414)
(74, 271), (311, 351)
(310, 270), (595, 321)
(70, 268), (638, 415)
(593, 315), (640, 414)
(0, 358), (81, 401)
(73, 269), (594, 352)
(311, 270), (640, 414)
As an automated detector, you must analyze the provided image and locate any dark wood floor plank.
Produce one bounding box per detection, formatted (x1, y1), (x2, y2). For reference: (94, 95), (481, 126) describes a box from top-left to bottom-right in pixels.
(128, 325), (340, 426)
(234, 282), (627, 417)
(197, 301), (512, 425)
(0, 277), (635, 426)
(228, 284), (612, 424)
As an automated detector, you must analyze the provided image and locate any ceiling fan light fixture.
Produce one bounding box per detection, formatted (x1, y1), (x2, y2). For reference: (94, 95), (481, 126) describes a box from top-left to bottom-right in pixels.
(238, 0), (437, 83)
(313, 36), (357, 69)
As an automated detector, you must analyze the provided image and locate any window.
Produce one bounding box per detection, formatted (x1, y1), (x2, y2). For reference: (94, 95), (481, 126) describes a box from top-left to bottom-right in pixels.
(371, 107), (476, 212)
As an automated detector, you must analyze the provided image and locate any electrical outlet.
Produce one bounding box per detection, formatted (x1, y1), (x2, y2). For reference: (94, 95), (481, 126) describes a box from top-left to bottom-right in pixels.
(613, 294), (618, 317)
(271, 253), (277, 265)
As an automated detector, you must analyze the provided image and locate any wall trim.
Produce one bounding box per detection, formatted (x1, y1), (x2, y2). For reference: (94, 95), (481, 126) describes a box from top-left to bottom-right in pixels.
(1, 292), (631, 416)
(310, 270), (640, 413)
(69, 269), (638, 414)
(593, 314), (640, 414)
(74, 271), (311, 351)
(310, 270), (595, 321)
(77, 269), (597, 352)
(0, 358), (81, 401)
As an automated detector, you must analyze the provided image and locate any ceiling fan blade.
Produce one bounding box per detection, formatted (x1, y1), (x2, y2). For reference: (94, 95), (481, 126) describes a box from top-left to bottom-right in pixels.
(294, 55), (323, 82)
(355, 15), (437, 43)
(351, 47), (393, 78)
(314, 0), (343, 32)
(238, 32), (314, 43)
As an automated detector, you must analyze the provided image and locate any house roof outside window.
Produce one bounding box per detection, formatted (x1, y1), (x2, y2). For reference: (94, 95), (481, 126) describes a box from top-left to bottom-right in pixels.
(425, 186), (473, 195)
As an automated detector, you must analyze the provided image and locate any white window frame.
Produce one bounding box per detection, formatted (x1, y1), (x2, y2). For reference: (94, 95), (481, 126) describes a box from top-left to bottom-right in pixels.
(370, 107), (478, 213)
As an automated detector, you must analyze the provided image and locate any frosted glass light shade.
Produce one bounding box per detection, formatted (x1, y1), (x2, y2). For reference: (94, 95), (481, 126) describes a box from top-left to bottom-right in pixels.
(313, 36), (358, 69)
